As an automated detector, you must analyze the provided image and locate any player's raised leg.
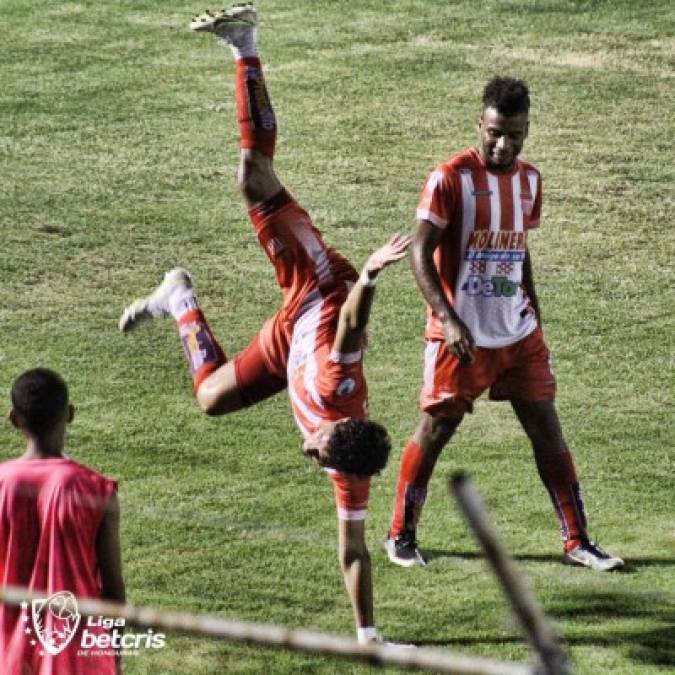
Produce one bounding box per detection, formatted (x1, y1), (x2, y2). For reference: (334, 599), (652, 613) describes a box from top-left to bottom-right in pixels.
(119, 6), (293, 415)
(511, 399), (624, 571)
(191, 4), (282, 208)
(119, 269), (246, 414)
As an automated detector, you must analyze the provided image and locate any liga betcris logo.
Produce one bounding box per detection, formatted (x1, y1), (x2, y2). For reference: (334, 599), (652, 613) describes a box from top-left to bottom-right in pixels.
(20, 591), (167, 658)
(23, 591), (81, 656)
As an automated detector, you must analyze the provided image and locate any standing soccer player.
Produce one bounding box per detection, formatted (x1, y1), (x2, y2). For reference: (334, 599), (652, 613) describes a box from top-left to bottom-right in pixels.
(119, 5), (409, 644)
(0, 368), (125, 674)
(385, 77), (623, 571)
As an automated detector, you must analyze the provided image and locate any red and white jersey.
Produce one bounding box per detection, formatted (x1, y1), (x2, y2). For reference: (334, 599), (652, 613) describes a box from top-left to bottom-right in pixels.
(0, 457), (118, 675)
(286, 288), (371, 522)
(249, 189), (358, 320)
(287, 287), (368, 439)
(417, 147), (542, 347)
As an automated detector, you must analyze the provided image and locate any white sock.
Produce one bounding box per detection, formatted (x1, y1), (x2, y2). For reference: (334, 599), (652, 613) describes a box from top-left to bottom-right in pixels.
(356, 626), (379, 645)
(168, 286), (199, 320)
(218, 26), (258, 60)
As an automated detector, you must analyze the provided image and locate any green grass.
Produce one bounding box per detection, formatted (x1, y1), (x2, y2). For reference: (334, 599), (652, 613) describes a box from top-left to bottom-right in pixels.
(1, 0), (674, 673)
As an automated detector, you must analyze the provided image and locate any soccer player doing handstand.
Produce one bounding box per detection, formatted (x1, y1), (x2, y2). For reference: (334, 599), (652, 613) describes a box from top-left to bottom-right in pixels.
(119, 4), (410, 644)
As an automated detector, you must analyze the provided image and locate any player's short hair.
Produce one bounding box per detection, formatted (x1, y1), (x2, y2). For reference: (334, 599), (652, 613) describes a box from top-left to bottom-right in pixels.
(482, 76), (530, 116)
(10, 368), (69, 434)
(326, 418), (391, 476)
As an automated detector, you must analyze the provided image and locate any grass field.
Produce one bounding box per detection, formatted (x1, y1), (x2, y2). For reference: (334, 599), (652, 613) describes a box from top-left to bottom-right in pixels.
(2, 0), (674, 672)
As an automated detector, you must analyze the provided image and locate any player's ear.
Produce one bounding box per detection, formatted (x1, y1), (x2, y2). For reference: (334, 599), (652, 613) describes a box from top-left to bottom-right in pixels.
(8, 409), (20, 429)
(67, 404), (75, 424)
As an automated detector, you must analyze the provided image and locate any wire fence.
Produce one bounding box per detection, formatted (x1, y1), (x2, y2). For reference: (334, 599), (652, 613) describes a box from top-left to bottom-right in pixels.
(0, 473), (570, 674)
(0, 585), (533, 675)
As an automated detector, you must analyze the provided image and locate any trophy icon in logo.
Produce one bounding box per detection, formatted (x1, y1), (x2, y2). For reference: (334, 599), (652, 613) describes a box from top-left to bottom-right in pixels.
(31, 591), (81, 655)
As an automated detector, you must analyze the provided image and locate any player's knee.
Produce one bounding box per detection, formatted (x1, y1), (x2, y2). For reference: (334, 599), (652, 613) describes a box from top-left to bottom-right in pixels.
(417, 413), (461, 451)
(195, 382), (242, 416)
(339, 539), (370, 571)
(237, 152), (277, 203)
(195, 388), (223, 416)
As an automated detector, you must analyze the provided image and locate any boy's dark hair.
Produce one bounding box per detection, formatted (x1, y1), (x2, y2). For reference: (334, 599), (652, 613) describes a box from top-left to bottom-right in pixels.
(482, 76), (530, 116)
(11, 368), (69, 434)
(326, 418), (391, 476)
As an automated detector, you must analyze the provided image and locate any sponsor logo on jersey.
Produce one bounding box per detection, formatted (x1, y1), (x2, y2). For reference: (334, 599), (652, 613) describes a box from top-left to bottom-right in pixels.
(467, 230), (527, 250)
(462, 275), (520, 298)
(495, 261), (514, 275)
(465, 230), (527, 262)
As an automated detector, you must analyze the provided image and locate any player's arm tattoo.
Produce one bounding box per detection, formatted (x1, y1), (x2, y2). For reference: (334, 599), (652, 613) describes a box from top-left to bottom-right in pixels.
(412, 220), (475, 362)
(411, 220), (459, 326)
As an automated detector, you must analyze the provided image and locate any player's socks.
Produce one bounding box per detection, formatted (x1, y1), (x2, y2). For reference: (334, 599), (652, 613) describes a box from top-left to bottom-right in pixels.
(388, 440), (437, 538)
(167, 283), (199, 319)
(220, 21), (257, 60)
(161, 277), (227, 391)
(176, 308), (227, 392)
(190, 6), (275, 156)
(234, 56), (276, 157)
(535, 448), (588, 552)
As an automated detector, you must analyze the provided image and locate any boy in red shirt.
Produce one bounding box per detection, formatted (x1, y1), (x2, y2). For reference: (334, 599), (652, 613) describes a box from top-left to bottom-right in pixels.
(0, 368), (125, 674)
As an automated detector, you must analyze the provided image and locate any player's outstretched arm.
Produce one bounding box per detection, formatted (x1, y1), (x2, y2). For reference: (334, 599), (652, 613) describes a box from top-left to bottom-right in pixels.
(411, 219), (475, 363)
(337, 518), (374, 632)
(332, 234), (411, 355)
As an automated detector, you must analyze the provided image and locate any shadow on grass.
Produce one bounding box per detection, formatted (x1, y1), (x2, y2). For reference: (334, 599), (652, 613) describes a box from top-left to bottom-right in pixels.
(412, 581), (675, 669)
(424, 548), (675, 572)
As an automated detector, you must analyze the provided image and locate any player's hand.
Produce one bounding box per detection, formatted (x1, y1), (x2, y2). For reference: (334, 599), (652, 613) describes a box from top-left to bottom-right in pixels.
(443, 317), (476, 364)
(364, 234), (412, 277)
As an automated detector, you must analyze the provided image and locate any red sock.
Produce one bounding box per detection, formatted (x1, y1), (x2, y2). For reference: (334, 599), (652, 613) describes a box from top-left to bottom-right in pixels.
(177, 309), (227, 392)
(389, 440), (438, 538)
(235, 57), (276, 157)
(535, 449), (588, 551)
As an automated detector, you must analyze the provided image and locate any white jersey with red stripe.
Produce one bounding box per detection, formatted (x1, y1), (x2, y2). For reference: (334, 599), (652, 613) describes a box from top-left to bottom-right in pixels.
(286, 292), (371, 522)
(286, 289), (368, 439)
(417, 147), (542, 348)
(249, 190), (370, 522)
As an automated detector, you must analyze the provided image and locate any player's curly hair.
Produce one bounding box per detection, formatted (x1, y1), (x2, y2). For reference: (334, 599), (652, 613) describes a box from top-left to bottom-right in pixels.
(326, 418), (391, 476)
(482, 76), (530, 116)
(11, 368), (69, 434)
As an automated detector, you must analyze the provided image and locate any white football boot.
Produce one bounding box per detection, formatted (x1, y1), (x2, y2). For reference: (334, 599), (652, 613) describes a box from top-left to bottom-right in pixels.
(190, 4), (257, 42)
(119, 268), (194, 333)
(563, 540), (624, 571)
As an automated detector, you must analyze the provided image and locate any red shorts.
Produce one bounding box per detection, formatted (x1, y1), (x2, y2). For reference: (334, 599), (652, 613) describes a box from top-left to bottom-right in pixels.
(420, 327), (556, 417)
(232, 291), (348, 408)
(233, 334), (287, 407)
